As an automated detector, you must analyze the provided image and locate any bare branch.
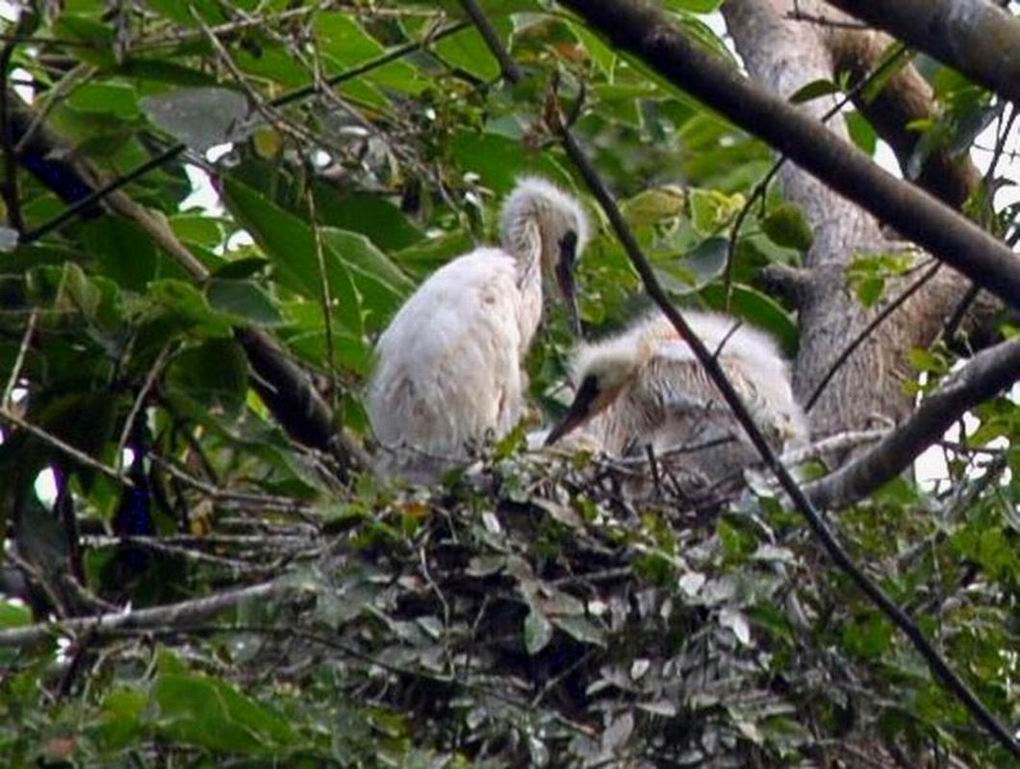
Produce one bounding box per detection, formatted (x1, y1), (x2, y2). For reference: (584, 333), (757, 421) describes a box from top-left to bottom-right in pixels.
(3, 308), (35, 407)
(806, 338), (1020, 510)
(0, 577), (308, 648)
(0, 407), (132, 487)
(805, 260), (940, 412)
(114, 343), (174, 473)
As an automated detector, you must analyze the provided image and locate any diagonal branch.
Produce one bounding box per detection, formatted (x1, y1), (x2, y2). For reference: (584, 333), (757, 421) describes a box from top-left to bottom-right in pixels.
(0, 407), (133, 487)
(806, 338), (1020, 510)
(0, 575), (307, 648)
(460, 0), (1020, 757)
(557, 0), (1020, 313)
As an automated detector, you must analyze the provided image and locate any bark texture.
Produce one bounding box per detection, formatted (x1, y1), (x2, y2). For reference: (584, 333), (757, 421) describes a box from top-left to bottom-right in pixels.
(721, 0), (984, 441)
(820, 23), (982, 209)
(826, 0), (1020, 104)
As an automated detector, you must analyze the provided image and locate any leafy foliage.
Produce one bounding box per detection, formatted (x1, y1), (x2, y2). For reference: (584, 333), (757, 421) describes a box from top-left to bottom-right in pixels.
(0, 1), (1017, 767)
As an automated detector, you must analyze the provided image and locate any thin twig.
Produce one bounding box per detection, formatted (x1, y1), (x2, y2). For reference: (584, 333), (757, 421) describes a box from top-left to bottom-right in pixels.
(147, 453), (318, 518)
(0, 407), (132, 486)
(805, 260), (941, 412)
(3, 307), (35, 407)
(114, 343), (174, 472)
(306, 188), (338, 413)
(0, 577), (306, 648)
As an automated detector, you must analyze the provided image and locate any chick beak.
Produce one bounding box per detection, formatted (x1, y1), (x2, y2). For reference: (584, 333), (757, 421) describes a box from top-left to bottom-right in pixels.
(555, 236), (581, 336)
(545, 376), (599, 446)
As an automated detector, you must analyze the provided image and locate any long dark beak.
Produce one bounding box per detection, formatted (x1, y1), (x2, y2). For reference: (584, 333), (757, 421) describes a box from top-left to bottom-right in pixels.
(555, 235), (581, 336)
(545, 375), (599, 446)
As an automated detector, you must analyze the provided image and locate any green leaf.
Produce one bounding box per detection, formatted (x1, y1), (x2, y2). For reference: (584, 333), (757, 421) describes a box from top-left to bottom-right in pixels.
(569, 22), (616, 76)
(84, 217), (158, 291)
(54, 261), (103, 320)
(436, 25), (508, 81)
(655, 237), (728, 295)
(166, 339), (249, 416)
(846, 111), (878, 156)
(663, 0), (723, 11)
(52, 14), (115, 65)
(621, 187), (687, 226)
(205, 279), (283, 326)
(313, 13), (384, 66)
(321, 228), (414, 328)
(153, 671), (297, 753)
(212, 258), (268, 280)
(222, 175), (365, 336)
(0, 600), (31, 628)
(524, 606), (553, 655)
(847, 251), (914, 308)
(762, 203), (814, 251)
(451, 130), (573, 195)
(689, 188), (744, 234)
(118, 59), (221, 88)
(146, 278), (234, 336)
(97, 688), (147, 751)
(842, 614), (893, 659)
(67, 82), (141, 119)
(552, 615), (606, 648)
(311, 184), (424, 251)
(789, 79), (840, 104)
(701, 284), (799, 356)
(144, 0), (225, 25)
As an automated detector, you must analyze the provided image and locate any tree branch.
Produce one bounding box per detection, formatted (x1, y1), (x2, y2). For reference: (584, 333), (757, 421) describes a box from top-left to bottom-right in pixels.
(806, 338), (1020, 510)
(0, 576), (307, 648)
(823, 26), (982, 209)
(0, 407), (133, 487)
(557, 0), (1020, 312)
(825, 0), (1020, 104)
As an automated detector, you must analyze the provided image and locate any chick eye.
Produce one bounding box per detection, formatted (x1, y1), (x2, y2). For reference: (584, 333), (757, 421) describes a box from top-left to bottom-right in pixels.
(577, 373), (599, 401)
(559, 230), (578, 263)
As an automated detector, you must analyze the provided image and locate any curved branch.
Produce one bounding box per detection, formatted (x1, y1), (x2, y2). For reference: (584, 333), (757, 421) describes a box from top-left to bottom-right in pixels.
(557, 0), (1020, 312)
(806, 338), (1020, 510)
(825, 0), (1020, 104)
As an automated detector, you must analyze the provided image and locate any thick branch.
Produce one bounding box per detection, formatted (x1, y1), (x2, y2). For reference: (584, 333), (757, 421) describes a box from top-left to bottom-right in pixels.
(558, 0), (1020, 312)
(824, 27), (982, 209)
(826, 0), (1020, 104)
(806, 338), (1020, 509)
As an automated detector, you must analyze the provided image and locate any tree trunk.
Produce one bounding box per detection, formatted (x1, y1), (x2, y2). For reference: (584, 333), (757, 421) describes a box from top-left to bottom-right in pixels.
(721, 0), (980, 442)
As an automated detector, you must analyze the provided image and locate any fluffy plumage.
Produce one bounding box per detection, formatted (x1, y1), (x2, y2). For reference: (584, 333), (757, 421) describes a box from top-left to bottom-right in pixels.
(368, 178), (589, 483)
(550, 310), (808, 492)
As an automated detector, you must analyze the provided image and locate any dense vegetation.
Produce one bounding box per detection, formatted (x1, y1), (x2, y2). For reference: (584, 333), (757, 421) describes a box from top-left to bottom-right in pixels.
(0, 0), (1017, 766)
